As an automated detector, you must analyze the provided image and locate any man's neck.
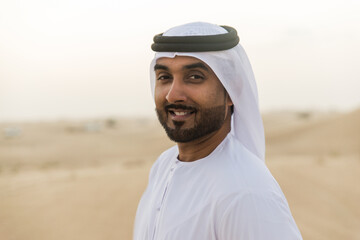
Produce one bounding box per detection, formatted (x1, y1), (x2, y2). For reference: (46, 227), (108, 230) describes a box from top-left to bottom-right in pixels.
(176, 115), (231, 162)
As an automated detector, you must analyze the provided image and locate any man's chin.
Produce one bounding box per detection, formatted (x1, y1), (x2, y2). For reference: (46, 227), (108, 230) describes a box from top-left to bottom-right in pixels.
(172, 120), (186, 128)
(165, 130), (196, 143)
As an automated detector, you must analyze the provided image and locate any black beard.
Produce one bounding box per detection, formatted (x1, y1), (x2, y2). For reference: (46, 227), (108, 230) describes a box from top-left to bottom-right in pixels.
(156, 104), (226, 143)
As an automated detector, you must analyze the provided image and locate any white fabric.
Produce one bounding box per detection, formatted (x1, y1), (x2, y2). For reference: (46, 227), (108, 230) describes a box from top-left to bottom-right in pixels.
(150, 22), (265, 161)
(163, 22), (228, 36)
(134, 134), (302, 240)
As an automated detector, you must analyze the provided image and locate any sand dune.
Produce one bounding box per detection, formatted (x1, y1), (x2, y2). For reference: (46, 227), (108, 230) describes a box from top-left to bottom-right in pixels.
(265, 109), (360, 156)
(0, 110), (359, 240)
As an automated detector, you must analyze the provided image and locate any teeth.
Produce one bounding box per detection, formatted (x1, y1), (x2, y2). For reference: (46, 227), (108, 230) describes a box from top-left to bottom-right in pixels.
(174, 112), (187, 116)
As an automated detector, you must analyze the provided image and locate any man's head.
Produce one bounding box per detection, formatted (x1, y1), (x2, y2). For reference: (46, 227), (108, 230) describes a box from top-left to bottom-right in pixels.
(154, 56), (233, 143)
(150, 22), (266, 161)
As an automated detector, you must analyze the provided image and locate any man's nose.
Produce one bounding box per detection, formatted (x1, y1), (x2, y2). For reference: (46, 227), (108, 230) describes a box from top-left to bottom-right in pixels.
(165, 79), (187, 103)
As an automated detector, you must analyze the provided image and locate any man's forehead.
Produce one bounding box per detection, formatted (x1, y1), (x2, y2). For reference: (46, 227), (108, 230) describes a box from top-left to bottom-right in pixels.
(155, 56), (213, 72)
(156, 56), (201, 64)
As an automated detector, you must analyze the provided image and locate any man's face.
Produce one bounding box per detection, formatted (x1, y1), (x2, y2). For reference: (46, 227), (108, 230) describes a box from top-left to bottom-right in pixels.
(154, 56), (232, 143)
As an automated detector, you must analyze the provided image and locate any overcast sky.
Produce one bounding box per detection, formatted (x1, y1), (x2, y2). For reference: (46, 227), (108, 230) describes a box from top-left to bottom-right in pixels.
(0, 0), (359, 121)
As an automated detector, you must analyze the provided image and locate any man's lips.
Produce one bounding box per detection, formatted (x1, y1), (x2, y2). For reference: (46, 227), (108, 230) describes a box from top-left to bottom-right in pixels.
(167, 109), (194, 121)
(169, 111), (194, 121)
(168, 109), (195, 116)
(165, 104), (197, 121)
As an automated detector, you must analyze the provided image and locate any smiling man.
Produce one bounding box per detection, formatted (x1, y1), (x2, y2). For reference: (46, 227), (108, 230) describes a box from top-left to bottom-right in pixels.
(134, 22), (302, 240)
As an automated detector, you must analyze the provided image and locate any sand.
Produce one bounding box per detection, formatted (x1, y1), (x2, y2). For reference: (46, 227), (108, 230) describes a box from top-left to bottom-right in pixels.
(0, 110), (359, 240)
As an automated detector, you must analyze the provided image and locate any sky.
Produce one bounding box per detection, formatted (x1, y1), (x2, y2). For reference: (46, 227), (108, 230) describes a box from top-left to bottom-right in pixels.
(0, 0), (359, 121)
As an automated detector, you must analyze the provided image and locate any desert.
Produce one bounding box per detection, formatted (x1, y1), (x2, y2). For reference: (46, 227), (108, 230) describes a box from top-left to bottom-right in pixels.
(0, 109), (359, 240)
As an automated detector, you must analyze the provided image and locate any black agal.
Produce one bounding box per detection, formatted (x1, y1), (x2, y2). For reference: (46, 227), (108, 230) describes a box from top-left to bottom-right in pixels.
(151, 26), (239, 52)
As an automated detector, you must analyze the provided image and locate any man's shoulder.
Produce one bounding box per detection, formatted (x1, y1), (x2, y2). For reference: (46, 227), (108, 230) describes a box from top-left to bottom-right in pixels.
(154, 145), (178, 168)
(158, 145), (178, 160)
(148, 145), (178, 176)
(209, 135), (278, 193)
(215, 189), (302, 240)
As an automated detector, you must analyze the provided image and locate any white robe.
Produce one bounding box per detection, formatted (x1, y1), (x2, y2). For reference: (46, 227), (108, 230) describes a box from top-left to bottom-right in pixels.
(134, 133), (302, 240)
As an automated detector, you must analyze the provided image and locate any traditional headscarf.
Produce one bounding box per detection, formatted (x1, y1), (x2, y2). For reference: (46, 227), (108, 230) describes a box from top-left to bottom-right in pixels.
(150, 22), (265, 161)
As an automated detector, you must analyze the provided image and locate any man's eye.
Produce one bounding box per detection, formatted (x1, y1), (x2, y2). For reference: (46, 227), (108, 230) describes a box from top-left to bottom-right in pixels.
(189, 75), (204, 80)
(157, 75), (171, 81)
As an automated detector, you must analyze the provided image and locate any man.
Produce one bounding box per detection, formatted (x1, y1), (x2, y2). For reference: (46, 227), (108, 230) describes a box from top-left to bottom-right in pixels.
(134, 22), (302, 240)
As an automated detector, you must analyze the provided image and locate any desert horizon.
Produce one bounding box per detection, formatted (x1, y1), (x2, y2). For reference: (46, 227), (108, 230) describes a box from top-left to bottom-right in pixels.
(0, 109), (359, 240)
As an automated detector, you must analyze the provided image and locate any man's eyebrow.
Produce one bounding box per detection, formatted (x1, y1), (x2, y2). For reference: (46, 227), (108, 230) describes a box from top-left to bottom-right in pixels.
(183, 62), (209, 72)
(154, 64), (169, 71)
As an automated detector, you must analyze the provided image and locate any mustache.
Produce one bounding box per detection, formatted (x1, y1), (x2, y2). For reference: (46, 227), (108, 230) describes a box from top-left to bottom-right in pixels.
(164, 104), (197, 112)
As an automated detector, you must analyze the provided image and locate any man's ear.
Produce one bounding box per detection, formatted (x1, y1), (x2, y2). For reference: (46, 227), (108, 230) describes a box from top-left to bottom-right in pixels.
(226, 94), (233, 107)
(225, 94), (234, 114)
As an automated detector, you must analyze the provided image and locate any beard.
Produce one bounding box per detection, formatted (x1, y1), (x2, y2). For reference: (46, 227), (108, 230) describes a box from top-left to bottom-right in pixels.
(156, 104), (226, 143)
